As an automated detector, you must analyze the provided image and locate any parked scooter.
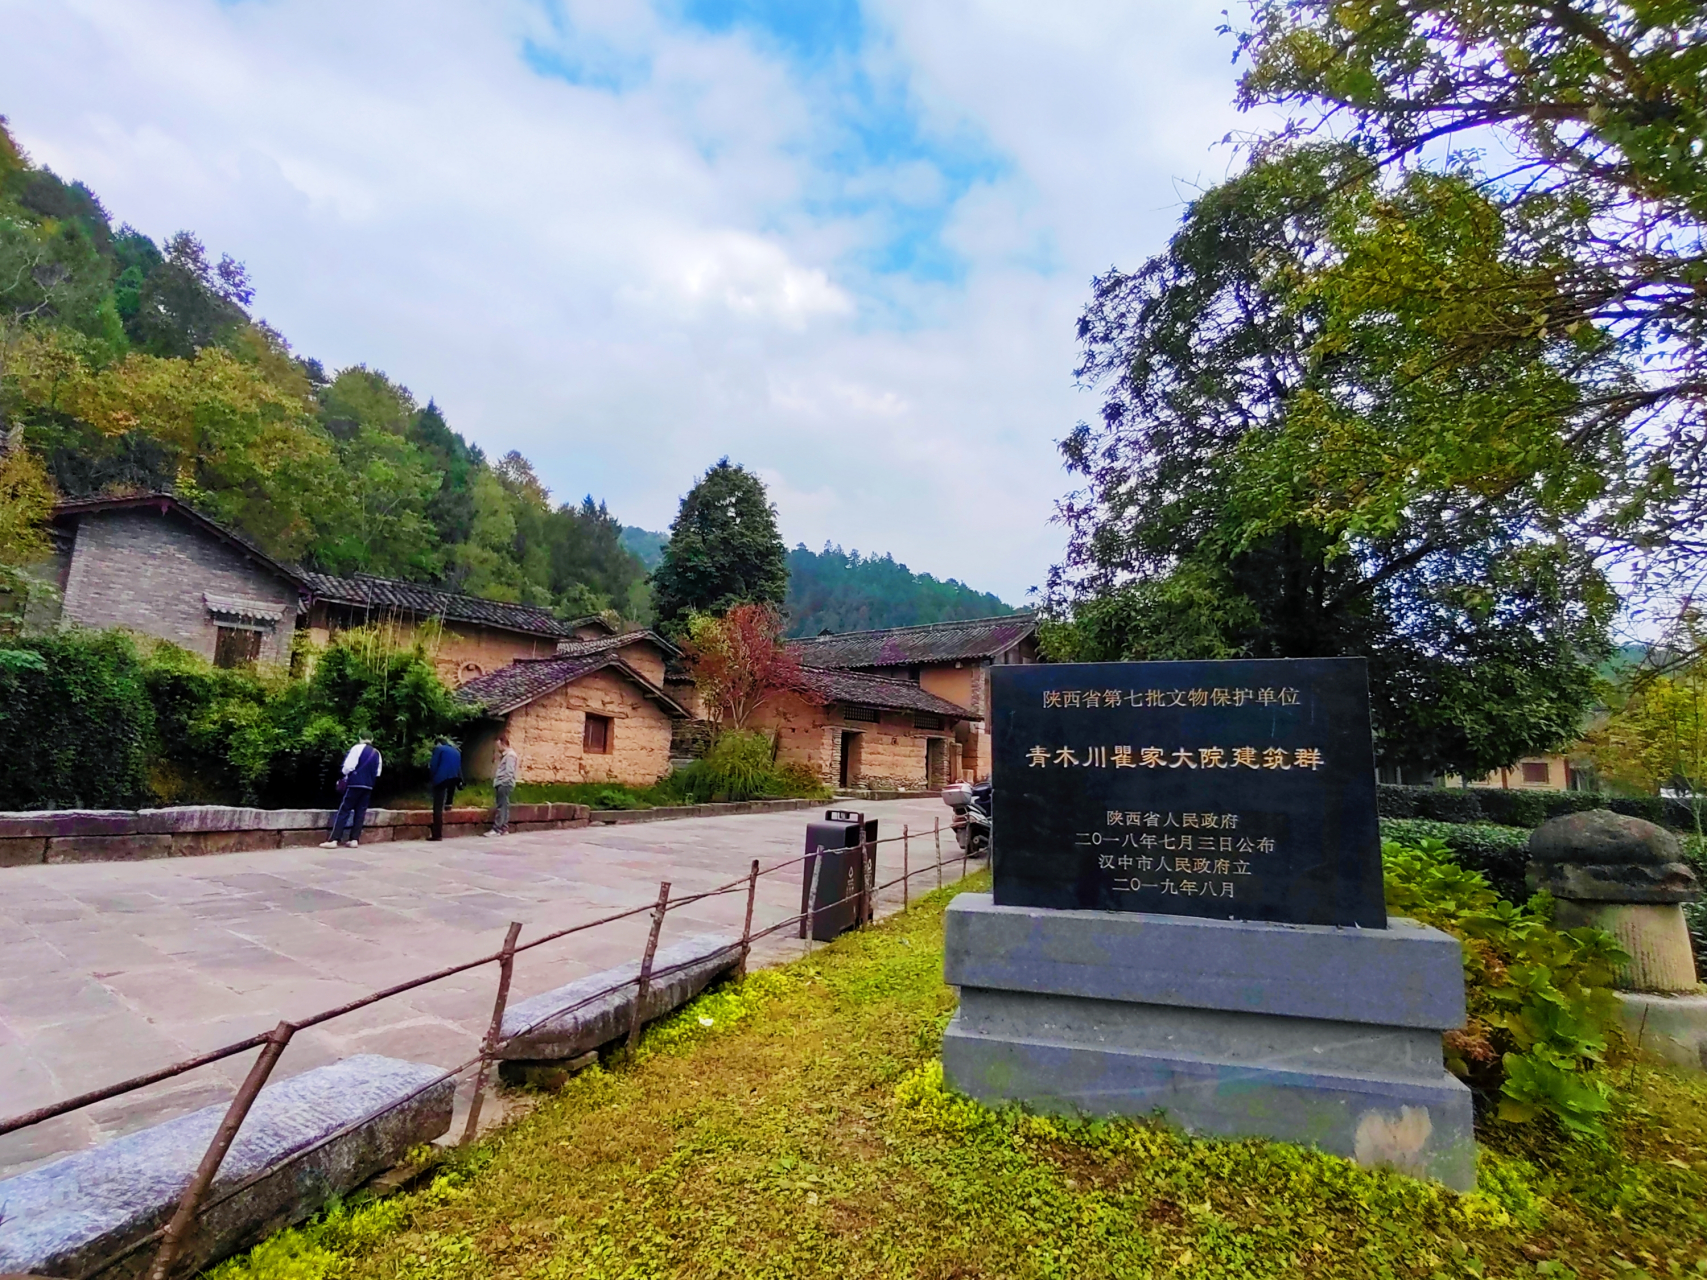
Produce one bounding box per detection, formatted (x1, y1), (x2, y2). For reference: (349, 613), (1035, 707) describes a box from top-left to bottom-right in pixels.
(942, 780), (992, 858)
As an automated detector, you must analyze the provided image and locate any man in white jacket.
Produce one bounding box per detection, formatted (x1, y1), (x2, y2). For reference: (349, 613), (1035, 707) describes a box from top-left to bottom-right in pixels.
(321, 738), (382, 848)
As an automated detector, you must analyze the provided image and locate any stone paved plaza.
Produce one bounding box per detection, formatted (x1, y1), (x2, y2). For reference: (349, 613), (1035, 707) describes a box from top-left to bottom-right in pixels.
(0, 798), (963, 1177)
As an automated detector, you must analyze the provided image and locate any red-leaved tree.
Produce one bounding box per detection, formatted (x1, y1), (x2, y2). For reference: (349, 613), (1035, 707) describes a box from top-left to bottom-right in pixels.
(683, 603), (822, 729)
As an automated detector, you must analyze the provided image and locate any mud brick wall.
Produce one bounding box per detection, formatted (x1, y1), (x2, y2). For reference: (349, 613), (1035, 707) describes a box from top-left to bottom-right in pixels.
(756, 693), (943, 789)
(503, 669), (675, 786)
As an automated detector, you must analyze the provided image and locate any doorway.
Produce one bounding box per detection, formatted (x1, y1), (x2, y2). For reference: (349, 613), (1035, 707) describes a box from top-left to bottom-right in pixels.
(838, 731), (862, 787)
(926, 737), (947, 789)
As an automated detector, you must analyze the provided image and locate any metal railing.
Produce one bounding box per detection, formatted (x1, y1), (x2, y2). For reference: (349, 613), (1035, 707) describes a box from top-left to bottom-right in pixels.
(0, 816), (976, 1280)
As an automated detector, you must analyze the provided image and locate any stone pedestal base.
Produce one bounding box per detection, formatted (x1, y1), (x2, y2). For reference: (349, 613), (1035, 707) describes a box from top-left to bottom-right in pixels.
(1554, 901), (1700, 992)
(1618, 991), (1707, 1073)
(942, 894), (1476, 1191)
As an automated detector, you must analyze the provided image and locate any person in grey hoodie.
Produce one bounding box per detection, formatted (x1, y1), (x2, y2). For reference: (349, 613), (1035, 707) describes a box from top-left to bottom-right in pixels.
(484, 735), (519, 837)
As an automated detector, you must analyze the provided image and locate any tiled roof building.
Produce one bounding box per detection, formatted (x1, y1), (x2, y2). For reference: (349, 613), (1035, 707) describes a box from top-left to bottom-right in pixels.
(452, 631), (686, 789)
(295, 573), (614, 688)
(781, 614), (1040, 782)
(791, 614), (1037, 671)
(299, 571), (595, 641)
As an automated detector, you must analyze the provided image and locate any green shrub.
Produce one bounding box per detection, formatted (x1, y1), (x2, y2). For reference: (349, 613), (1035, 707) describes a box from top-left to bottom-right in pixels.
(1, 626), (479, 811)
(1383, 837), (1628, 1137)
(0, 630), (155, 809)
(1419, 787), (1485, 823)
(1381, 818), (1533, 901)
(1608, 793), (1703, 831)
(1378, 783), (1703, 832)
(142, 642), (279, 803)
(1475, 788), (1548, 828)
(660, 730), (829, 804)
(1375, 783), (1423, 818)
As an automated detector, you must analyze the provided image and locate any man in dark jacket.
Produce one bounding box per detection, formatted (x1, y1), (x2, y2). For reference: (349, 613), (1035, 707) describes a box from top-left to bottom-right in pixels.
(427, 738), (463, 841)
(321, 739), (382, 848)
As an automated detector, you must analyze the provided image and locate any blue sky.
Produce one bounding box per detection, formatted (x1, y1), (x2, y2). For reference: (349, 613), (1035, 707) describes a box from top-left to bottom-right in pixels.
(2, 0), (1250, 602)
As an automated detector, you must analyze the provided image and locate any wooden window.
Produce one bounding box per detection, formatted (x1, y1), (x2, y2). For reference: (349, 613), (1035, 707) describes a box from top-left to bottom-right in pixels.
(914, 713), (945, 731)
(1522, 761), (1550, 785)
(214, 626), (263, 669)
(583, 713), (612, 754)
(844, 705), (880, 724)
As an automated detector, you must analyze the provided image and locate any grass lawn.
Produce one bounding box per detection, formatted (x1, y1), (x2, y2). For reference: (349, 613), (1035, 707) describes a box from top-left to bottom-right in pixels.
(216, 873), (1707, 1280)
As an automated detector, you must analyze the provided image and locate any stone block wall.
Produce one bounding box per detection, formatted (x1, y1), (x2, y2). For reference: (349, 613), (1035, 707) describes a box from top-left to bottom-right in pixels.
(0, 803), (592, 867)
(504, 670), (675, 786)
(60, 509), (300, 664)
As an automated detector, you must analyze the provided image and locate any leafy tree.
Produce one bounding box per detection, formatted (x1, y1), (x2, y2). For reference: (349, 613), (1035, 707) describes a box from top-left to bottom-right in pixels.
(652, 459), (788, 635)
(546, 497), (651, 620)
(683, 603), (821, 729)
(410, 398), (481, 548)
(1585, 629), (1707, 797)
(127, 231), (252, 359)
(1049, 146), (1616, 777)
(1237, 0), (1707, 576)
(448, 468), (527, 600)
(321, 365), (414, 439)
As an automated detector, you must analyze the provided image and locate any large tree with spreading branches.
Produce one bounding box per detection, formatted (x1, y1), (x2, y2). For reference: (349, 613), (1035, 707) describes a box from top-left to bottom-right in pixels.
(1047, 144), (1620, 777)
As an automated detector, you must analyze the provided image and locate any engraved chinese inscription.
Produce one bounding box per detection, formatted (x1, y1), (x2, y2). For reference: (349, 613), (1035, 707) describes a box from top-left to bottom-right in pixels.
(990, 658), (1386, 928)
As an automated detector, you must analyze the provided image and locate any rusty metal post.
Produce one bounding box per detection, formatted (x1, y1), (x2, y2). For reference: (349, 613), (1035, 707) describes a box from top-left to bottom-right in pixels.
(935, 817), (943, 890)
(738, 858), (759, 977)
(902, 824), (909, 909)
(149, 1020), (294, 1280)
(460, 920), (522, 1144)
(804, 853), (822, 953)
(626, 881), (671, 1053)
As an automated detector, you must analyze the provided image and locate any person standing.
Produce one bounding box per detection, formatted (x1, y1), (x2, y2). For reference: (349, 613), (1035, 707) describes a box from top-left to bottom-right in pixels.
(427, 738), (463, 841)
(484, 736), (519, 837)
(321, 738), (382, 848)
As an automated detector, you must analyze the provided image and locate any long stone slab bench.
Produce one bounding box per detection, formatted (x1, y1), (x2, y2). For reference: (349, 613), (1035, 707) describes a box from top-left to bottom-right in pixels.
(0, 803), (592, 868)
(498, 933), (742, 1074)
(0, 1055), (454, 1280)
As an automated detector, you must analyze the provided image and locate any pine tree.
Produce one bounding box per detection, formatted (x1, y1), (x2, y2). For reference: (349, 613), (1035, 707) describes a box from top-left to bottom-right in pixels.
(652, 460), (788, 635)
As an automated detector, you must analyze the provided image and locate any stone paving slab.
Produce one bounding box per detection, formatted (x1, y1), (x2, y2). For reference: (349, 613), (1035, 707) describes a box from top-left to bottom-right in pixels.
(0, 798), (965, 1177)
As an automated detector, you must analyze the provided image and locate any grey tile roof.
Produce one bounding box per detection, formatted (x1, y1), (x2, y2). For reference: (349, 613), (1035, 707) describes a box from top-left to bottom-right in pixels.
(301, 571), (601, 640)
(553, 629), (681, 660)
(789, 614), (1036, 670)
(453, 653), (691, 718)
(807, 668), (979, 719)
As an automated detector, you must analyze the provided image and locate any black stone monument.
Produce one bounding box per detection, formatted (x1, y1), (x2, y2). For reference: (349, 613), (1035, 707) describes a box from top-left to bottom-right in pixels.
(990, 658), (1386, 928)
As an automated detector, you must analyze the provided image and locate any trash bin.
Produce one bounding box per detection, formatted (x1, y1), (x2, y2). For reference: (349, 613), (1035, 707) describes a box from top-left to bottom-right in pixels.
(801, 809), (879, 941)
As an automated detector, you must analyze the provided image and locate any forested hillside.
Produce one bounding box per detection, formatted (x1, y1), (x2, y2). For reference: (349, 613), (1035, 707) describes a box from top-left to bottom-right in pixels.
(782, 544), (1017, 636)
(619, 526), (667, 569)
(0, 119), (649, 619)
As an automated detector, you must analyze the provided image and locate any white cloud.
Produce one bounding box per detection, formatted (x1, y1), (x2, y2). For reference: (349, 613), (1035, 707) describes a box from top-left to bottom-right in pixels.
(0, 0), (1255, 603)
